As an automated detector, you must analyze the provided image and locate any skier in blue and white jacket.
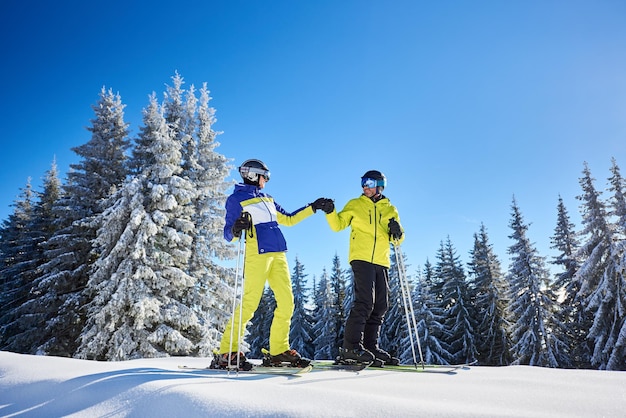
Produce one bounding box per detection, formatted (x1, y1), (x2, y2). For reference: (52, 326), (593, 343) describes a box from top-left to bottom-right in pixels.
(213, 158), (334, 370)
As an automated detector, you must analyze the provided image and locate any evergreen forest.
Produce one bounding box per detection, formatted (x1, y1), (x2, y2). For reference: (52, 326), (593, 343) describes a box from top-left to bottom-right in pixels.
(1, 74), (624, 370)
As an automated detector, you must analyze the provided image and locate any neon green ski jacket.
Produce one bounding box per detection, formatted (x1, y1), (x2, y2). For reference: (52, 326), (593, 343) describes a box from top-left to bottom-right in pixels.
(325, 194), (404, 268)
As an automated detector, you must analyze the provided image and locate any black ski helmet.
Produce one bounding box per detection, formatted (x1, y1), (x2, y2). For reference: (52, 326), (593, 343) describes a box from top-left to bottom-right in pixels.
(239, 159), (270, 185)
(361, 170), (387, 189)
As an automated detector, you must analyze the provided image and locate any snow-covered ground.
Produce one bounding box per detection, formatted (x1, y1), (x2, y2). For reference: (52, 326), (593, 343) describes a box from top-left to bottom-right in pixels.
(0, 351), (624, 417)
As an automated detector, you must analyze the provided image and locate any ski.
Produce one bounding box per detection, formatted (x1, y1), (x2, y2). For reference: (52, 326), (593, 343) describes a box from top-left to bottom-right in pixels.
(311, 360), (371, 372)
(178, 364), (312, 376)
(369, 364), (460, 374)
(368, 360), (476, 374)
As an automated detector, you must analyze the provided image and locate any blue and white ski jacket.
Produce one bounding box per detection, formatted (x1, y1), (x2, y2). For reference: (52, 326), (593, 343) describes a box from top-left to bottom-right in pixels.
(224, 183), (314, 254)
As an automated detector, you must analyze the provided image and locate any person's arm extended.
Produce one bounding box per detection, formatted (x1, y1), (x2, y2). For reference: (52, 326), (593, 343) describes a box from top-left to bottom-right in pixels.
(275, 202), (315, 226)
(325, 202), (351, 232)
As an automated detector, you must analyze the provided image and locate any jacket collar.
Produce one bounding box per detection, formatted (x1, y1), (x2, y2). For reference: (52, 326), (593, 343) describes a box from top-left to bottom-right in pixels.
(235, 183), (261, 194)
(360, 193), (387, 203)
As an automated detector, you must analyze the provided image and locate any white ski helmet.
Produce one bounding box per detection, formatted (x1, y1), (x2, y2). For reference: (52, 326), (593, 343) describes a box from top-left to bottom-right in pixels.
(239, 159), (270, 185)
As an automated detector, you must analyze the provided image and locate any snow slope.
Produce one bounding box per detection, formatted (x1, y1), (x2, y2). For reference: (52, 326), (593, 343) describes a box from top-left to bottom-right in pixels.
(0, 351), (624, 417)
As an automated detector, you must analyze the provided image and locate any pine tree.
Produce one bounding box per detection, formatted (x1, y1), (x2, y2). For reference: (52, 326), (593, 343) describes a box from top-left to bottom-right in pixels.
(185, 82), (234, 354)
(468, 223), (511, 366)
(574, 163), (611, 353)
(163, 72), (196, 171)
(573, 162), (626, 369)
(552, 196), (581, 291)
(0, 180), (36, 348)
(289, 257), (314, 359)
(403, 260), (450, 365)
(312, 269), (338, 359)
(342, 269), (355, 346)
(606, 158), (626, 370)
(76, 92), (204, 360)
(435, 237), (477, 364)
(550, 195), (582, 368)
(329, 253), (347, 352)
(157, 74), (234, 355)
(507, 198), (565, 367)
(1, 162), (62, 353)
(381, 245), (408, 359)
(35, 88), (131, 356)
(581, 159), (626, 370)
(247, 286), (276, 358)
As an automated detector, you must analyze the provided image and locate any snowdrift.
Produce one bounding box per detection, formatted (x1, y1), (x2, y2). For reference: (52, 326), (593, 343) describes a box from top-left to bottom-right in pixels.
(1, 351), (624, 417)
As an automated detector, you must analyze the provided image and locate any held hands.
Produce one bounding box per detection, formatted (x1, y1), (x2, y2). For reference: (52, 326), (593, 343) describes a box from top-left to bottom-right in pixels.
(388, 218), (403, 240)
(312, 198), (335, 214)
(232, 212), (252, 237)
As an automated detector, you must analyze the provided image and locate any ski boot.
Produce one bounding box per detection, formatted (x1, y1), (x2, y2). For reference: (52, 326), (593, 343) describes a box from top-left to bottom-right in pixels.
(262, 348), (311, 367)
(335, 346), (375, 365)
(210, 351), (253, 371)
(366, 346), (400, 367)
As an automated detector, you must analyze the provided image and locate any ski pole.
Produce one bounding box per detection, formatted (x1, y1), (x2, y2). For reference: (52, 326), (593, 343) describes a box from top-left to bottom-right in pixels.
(394, 242), (417, 365)
(228, 212), (251, 371)
(227, 227), (244, 371)
(393, 241), (425, 369)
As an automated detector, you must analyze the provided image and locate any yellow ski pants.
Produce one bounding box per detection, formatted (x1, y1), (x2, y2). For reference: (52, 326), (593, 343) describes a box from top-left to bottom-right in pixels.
(219, 251), (294, 356)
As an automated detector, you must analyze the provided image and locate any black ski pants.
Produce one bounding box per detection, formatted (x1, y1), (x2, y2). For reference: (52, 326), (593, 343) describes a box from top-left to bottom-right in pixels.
(343, 260), (389, 350)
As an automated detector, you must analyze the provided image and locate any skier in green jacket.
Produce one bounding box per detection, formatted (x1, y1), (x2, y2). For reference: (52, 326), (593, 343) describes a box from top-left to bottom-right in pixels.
(323, 170), (404, 365)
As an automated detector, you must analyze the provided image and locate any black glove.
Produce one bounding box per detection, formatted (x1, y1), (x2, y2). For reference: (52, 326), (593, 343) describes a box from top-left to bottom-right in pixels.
(232, 213), (252, 237)
(388, 218), (402, 240)
(311, 198), (335, 214)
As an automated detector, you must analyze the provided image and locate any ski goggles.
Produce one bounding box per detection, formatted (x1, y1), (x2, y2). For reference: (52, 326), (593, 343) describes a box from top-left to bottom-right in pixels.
(242, 166), (270, 181)
(361, 177), (385, 188)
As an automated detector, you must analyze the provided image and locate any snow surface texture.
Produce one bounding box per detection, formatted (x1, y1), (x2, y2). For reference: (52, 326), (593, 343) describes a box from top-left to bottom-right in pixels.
(0, 351), (624, 417)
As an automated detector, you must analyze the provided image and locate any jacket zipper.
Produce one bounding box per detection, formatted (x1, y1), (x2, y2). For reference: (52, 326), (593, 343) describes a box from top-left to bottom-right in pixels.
(371, 205), (377, 263)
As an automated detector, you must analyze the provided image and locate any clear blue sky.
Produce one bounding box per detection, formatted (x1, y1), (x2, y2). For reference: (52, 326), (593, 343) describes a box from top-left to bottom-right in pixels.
(1, 1), (625, 280)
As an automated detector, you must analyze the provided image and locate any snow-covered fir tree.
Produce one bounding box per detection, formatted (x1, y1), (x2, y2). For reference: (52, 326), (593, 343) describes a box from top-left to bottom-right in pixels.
(435, 237), (477, 364)
(552, 196), (581, 291)
(507, 198), (565, 367)
(185, 83), (234, 354)
(393, 265), (421, 365)
(572, 163), (612, 368)
(163, 72), (197, 172)
(247, 286), (276, 358)
(312, 269), (338, 359)
(468, 223), (511, 366)
(550, 195), (582, 368)
(605, 158), (626, 370)
(156, 74), (234, 355)
(404, 260), (450, 365)
(0, 180), (36, 349)
(33, 88), (131, 356)
(381, 245), (409, 359)
(0, 162), (62, 353)
(329, 253), (347, 355)
(572, 162), (626, 370)
(577, 160), (626, 370)
(289, 257), (314, 359)
(76, 91), (205, 360)
(342, 269), (355, 343)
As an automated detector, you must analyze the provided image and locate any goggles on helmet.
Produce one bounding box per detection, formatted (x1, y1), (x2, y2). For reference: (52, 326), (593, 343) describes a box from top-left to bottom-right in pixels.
(241, 166), (270, 181)
(361, 177), (384, 188)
